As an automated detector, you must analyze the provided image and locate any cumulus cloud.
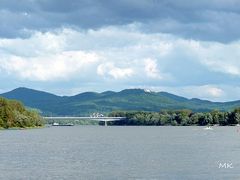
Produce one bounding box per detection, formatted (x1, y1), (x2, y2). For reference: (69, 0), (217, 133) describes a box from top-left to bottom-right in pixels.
(207, 87), (224, 97)
(97, 62), (133, 79)
(182, 85), (224, 99)
(1, 0), (240, 101)
(186, 40), (240, 77)
(0, 51), (99, 81)
(0, 25), (240, 100)
(0, 26), (174, 82)
(144, 58), (162, 79)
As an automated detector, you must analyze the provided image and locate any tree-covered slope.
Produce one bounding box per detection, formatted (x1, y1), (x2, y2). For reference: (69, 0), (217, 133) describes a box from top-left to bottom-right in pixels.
(1, 87), (65, 115)
(0, 97), (44, 128)
(1, 87), (240, 116)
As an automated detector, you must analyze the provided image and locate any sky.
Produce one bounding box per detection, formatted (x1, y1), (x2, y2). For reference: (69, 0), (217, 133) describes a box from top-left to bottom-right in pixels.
(0, 0), (240, 101)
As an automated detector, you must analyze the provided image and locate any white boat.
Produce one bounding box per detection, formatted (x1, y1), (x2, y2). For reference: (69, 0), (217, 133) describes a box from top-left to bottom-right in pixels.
(52, 122), (74, 126)
(203, 126), (213, 130)
(236, 124), (240, 127)
(52, 122), (59, 126)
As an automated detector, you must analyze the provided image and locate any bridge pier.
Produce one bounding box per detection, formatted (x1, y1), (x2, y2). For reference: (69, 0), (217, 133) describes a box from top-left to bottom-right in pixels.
(104, 121), (107, 126)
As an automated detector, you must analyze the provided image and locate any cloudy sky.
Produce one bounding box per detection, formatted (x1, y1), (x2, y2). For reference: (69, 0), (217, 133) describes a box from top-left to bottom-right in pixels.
(0, 0), (240, 101)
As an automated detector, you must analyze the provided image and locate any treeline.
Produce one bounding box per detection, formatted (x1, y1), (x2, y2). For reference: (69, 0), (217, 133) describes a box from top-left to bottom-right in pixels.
(0, 97), (44, 129)
(108, 108), (240, 126)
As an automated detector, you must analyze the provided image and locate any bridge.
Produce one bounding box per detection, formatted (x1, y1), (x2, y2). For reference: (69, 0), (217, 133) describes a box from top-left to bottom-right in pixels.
(43, 116), (126, 126)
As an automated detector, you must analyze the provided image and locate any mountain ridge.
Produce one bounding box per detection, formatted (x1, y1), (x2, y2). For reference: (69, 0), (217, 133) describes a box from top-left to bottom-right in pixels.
(1, 87), (240, 116)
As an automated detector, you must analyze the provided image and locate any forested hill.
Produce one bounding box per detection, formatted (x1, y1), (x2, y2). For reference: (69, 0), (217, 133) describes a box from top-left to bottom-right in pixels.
(1, 87), (240, 116)
(0, 97), (44, 129)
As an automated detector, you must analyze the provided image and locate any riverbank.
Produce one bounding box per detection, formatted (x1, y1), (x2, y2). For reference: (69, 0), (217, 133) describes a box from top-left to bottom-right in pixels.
(0, 97), (44, 129)
(0, 126), (45, 130)
(109, 109), (240, 126)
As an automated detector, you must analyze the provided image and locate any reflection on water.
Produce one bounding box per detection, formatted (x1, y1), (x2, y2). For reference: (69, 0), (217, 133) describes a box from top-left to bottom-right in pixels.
(0, 126), (239, 180)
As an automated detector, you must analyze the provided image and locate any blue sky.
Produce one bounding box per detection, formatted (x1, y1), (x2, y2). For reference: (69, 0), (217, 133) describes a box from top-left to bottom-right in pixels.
(0, 0), (240, 101)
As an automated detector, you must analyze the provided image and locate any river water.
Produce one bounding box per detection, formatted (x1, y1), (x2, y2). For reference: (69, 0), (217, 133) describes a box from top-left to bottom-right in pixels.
(0, 126), (239, 180)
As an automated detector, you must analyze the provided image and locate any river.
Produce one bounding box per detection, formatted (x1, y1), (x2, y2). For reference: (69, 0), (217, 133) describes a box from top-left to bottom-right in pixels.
(0, 126), (239, 180)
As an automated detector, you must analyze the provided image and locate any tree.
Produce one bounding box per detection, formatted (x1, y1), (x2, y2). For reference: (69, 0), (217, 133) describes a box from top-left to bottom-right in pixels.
(174, 110), (191, 125)
(197, 113), (213, 126)
(218, 112), (228, 126)
(162, 114), (172, 125)
(235, 113), (240, 124)
(233, 108), (240, 124)
(226, 111), (238, 125)
(0, 117), (3, 127)
(151, 113), (160, 125)
(211, 110), (221, 124)
(189, 113), (200, 125)
(0, 97), (44, 128)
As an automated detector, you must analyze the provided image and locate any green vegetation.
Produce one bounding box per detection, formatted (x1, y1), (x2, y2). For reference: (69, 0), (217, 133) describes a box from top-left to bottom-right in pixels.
(0, 97), (44, 129)
(2, 88), (240, 116)
(108, 108), (240, 126)
(45, 119), (99, 125)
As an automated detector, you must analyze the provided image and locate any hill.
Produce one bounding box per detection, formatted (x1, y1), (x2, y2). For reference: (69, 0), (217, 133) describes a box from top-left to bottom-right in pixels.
(0, 96), (44, 128)
(1, 87), (240, 116)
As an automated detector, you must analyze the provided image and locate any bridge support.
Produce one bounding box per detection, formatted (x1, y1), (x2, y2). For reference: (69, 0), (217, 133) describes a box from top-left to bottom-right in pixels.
(104, 121), (107, 126)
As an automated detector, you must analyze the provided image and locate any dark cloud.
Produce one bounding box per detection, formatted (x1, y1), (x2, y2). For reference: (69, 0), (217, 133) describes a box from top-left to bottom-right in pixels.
(0, 0), (240, 42)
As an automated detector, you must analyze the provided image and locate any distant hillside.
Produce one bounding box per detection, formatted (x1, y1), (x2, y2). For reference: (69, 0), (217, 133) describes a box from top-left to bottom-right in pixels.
(1, 87), (65, 115)
(1, 87), (240, 116)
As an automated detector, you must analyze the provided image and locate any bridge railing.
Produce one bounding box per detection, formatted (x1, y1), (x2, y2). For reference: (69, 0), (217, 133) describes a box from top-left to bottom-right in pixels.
(43, 116), (126, 121)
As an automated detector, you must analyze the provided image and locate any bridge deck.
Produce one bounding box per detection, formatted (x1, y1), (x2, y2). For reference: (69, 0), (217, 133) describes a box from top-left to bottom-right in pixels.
(44, 117), (126, 122)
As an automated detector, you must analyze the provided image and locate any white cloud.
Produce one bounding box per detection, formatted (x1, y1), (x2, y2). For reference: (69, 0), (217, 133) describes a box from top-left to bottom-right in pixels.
(164, 85), (224, 101)
(0, 51), (99, 81)
(97, 62), (133, 79)
(188, 41), (240, 76)
(182, 85), (224, 99)
(206, 86), (224, 97)
(0, 24), (240, 101)
(144, 58), (163, 79)
(0, 30), (66, 56)
(173, 85), (225, 101)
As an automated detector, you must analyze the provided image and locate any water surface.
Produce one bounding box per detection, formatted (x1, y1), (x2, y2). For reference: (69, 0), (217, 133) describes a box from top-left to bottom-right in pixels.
(0, 126), (239, 180)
